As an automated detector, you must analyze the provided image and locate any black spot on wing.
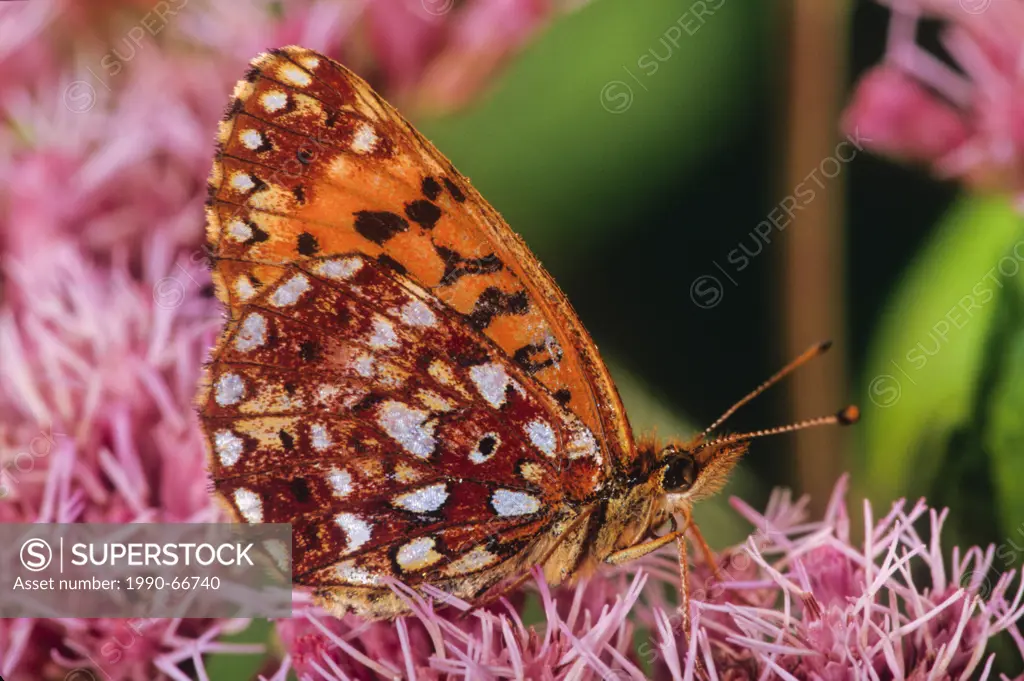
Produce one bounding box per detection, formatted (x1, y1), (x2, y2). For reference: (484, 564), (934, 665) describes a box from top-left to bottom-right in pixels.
(478, 434), (497, 457)
(354, 210), (409, 245)
(553, 389), (572, 406)
(247, 222), (270, 244)
(421, 176), (442, 200)
(405, 199), (442, 230)
(239, 174), (269, 196)
(297, 232), (318, 255)
(453, 346), (490, 368)
(351, 393), (386, 414)
(249, 134), (273, 154)
(299, 340), (321, 362)
(467, 288), (530, 331)
(435, 245), (502, 285)
(415, 351), (437, 371)
(443, 177), (466, 202)
(279, 429), (295, 450)
(290, 477), (312, 504)
(223, 98), (244, 121)
(512, 341), (563, 376)
(377, 254), (408, 275)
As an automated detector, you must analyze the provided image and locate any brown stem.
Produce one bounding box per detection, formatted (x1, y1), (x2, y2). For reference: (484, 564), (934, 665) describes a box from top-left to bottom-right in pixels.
(780, 0), (852, 512)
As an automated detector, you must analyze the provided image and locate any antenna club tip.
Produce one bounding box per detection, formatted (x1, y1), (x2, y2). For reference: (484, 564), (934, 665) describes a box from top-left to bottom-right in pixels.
(818, 340), (834, 353)
(837, 405), (860, 425)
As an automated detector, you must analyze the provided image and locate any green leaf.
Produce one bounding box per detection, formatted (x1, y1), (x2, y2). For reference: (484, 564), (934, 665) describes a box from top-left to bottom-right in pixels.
(202, 619), (274, 681)
(417, 0), (765, 263)
(859, 195), (1023, 505)
(981, 247), (1024, 559)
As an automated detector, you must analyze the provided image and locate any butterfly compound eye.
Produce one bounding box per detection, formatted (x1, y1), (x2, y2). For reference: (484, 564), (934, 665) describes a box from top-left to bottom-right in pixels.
(661, 452), (697, 493)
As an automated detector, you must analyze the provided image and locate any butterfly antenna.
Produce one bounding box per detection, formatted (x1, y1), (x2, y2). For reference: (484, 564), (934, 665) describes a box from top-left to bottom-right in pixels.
(699, 340), (833, 439)
(696, 405), (860, 451)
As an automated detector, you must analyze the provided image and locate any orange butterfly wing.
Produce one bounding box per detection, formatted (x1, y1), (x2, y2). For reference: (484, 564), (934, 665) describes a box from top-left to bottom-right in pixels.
(206, 46), (634, 474)
(200, 47), (637, 616)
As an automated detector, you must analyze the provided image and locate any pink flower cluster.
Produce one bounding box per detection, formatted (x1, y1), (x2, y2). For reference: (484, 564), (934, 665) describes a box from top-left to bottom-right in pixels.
(0, 1), (586, 678)
(842, 0), (1024, 207)
(268, 477), (1024, 680)
(3, 1), (1021, 678)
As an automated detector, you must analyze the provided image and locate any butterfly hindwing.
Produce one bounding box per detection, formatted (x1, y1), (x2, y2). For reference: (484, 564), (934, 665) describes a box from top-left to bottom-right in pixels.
(200, 254), (601, 614)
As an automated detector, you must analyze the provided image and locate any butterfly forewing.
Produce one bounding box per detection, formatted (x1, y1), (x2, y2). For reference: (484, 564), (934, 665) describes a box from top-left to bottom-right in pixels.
(201, 47), (635, 616)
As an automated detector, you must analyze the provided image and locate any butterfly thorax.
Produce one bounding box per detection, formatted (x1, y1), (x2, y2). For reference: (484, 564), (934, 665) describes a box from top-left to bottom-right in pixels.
(584, 469), (664, 566)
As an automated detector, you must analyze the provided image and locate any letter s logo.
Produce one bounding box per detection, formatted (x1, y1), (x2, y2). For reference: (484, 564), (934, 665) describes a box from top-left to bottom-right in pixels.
(20, 538), (52, 572)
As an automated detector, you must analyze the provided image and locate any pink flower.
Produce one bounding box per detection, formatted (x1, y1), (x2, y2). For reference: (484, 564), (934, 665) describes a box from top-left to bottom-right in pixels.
(7, 2), (1018, 678)
(842, 66), (971, 166)
(270, 477), (1024, 680)
(0, 0), (591, 263)
(273, 572), (648, 680)
(0, 241), (246, 680)
(842, 0), (1024, 207)
(659, 478), (1024, 679)
(368, 0), (575, 113)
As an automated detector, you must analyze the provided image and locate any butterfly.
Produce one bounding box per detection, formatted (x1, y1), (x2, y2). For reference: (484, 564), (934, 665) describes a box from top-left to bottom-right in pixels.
(197, 46), (858, 620)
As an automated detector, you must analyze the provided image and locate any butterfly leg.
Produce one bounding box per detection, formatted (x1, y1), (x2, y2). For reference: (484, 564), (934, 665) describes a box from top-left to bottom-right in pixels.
(603, 514), (692, 566)
(674, 508), (723, 632)
(675, 511), (720, 681)
(675, 531), (710, 679)
(676, 531), (692, 639)
(686, 517), (723, 582)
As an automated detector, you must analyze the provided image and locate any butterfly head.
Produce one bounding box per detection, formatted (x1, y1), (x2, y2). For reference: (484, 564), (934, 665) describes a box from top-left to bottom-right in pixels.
(655, 440), (749, 511)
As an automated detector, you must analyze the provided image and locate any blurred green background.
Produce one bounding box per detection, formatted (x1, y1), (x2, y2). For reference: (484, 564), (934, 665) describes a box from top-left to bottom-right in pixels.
(416, 0), (1022, 554)
(423, 0), (1024, 555)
